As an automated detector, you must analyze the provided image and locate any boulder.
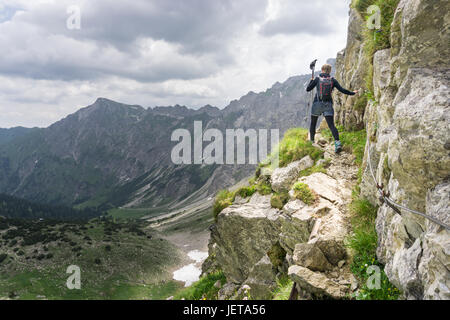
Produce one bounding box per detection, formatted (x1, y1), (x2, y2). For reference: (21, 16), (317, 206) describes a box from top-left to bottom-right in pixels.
(282, 199), (306, 215)
(313, 239), (347, 266)
(288, 265), (347, 299)
(299, 173), (349, 205)
(271, 156), (314, 193)
(213, 192), (313, 284)
(279, 210), (315, 255)
(213, 193), (281, 283)
(292, 243), (333, 272)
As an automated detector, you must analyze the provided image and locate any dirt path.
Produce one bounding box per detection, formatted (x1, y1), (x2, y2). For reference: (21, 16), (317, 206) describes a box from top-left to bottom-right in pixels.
(316, 131), (359, 218)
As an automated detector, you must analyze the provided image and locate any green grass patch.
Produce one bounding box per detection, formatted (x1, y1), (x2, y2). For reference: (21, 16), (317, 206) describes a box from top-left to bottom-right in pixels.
(352, 0), (400, 94)
(346, 198), (400, 300)
(323, 126), (366, 165)
(270, 193), (289, 210)
(352, 0), (400, 52)
(340, 128), (366, 166)
(292, 182), (315, 205)
(272, 274), (293, 300)
(174, 271), (226, 300)
(107, 208), (152, 220)
(256, 179), (273, 195)
(298, 159), (330, 178)
(235, 185), (257, 199)
(213, 190), (234, 222)
(264, 128), (324, 168)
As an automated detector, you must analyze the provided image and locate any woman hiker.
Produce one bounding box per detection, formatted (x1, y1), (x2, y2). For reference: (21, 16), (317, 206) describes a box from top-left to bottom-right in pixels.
(306, 63), (358, 153)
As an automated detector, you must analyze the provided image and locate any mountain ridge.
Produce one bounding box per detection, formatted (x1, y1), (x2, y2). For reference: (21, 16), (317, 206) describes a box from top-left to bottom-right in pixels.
(0, 62), (335, 212)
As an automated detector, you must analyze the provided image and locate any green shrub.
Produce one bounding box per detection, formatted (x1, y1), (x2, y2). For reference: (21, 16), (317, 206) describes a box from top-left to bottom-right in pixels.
(256, 179), (272, 195)
(292, 183), (315, 205)
(270, 193), (289, 209)
(235, 185), (257, 199)
(213, 190), (234, 222)
(174, 271), (226, 300)
(0, 253), (8, 263)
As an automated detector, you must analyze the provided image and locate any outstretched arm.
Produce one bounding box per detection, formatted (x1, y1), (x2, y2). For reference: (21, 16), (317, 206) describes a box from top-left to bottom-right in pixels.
(306, 77), (318, 92)
(333, 78), (357, 95)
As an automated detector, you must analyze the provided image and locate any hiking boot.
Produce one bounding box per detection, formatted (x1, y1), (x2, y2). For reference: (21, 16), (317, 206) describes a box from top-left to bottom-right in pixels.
(335, 140), (343, 153)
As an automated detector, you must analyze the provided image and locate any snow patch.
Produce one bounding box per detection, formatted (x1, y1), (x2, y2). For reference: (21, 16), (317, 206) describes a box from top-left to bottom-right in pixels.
(173, 250), (208, 287)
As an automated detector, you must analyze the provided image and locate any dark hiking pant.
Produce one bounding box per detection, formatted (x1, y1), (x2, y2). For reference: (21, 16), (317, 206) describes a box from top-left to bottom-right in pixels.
(310, 115), (339, 142)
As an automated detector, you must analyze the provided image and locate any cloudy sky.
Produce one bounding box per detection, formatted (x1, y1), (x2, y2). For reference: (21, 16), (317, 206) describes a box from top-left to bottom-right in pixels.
(0, 0), (351, 128)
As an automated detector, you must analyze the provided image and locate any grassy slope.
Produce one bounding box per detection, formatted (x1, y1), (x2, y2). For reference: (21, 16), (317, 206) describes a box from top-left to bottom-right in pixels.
(0, 218), (184, 300)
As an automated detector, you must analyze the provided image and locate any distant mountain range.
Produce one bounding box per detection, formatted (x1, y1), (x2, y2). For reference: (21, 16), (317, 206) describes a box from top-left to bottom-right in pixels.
(0, 59), (334, 212)
(0, 127), (38, 145)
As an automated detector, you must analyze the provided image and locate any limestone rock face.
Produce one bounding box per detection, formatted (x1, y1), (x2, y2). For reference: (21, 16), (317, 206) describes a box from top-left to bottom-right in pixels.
(333, 7), (368, 130)
(337, 0), (450, 299)
(271, 156), (314, 193)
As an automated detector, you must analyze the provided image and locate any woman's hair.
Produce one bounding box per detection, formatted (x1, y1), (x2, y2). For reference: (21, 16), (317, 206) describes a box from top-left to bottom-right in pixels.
(321, 64), (332, 74)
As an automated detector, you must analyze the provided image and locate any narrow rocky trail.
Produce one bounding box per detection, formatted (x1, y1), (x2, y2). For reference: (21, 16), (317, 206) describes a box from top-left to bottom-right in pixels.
(287, 131), (361, 299)
(208, 127), (363, 300)
(313, 131), (360, 235)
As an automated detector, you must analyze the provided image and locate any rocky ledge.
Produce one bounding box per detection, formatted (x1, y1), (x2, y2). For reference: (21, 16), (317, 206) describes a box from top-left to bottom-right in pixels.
(206, 137), (359, 299)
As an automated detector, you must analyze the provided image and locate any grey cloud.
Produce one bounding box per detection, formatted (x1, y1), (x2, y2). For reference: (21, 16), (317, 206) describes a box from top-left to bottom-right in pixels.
(0, 0), (268, 82)
(21, 0), (267, 56)
(259, 0), (349, 37)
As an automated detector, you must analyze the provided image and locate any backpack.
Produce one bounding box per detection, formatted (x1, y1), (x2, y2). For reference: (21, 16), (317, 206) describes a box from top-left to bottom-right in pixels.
(317, 75), (334, 101)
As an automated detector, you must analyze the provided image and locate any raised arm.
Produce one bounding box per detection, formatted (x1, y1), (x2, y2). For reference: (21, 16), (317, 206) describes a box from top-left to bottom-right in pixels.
(306, 77), (318, 92)
(333, 78), (356, 95)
